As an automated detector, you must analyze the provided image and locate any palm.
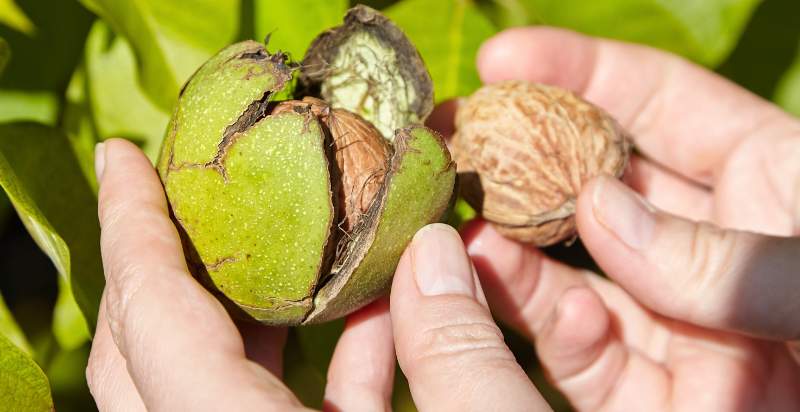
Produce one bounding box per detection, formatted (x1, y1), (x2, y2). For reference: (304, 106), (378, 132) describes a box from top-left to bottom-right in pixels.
(460, 27), (800, 411)
(594, 278), (800, 411)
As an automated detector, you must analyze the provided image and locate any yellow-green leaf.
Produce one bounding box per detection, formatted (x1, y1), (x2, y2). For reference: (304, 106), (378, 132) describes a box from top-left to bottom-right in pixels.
(80, 0), (240, 111)
(387, 0), (497, 101)
(0, 0), (35, 35)
(84, 21), (169, 160)
(254, 0), (348, 60)
(0, 333), (53, 412)
(0, 292), (31, 355)
(514, 0), (760, 67)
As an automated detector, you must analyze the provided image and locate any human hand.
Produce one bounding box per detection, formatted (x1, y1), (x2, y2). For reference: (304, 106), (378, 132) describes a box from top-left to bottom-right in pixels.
(88, 139), (395, 411)
(452, 27), (800, 411)
(87, 139), (553, 411)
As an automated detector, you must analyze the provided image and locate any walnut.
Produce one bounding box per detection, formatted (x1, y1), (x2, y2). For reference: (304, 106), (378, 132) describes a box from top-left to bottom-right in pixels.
(452, 81), (631, 246)
(273, 97), (391, 232)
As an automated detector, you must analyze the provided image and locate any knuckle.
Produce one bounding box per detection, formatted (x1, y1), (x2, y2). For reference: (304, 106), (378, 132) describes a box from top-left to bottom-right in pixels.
(103, 260), (148, 350)
(97, 188), (127, 229)
(411, 317), (512, 367)
(681, 222), (741, 308)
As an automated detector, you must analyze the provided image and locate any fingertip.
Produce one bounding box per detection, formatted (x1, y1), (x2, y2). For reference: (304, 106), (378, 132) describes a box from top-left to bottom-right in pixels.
(425, 99), (459, 140)
(477, 27), (596, 92)
(546, 287), (609, 356)
(537, 287), (612, 383)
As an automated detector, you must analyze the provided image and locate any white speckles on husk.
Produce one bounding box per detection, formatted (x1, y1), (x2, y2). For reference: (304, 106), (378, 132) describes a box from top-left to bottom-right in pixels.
(452, 81), (631, 246)
(272, 97), (391, 232)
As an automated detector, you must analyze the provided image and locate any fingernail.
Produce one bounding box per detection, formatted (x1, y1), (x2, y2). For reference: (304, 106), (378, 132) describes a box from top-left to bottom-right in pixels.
(411, 223), (475, 297)
(94, 142), (106, 182)
(592, 176), (655, 251)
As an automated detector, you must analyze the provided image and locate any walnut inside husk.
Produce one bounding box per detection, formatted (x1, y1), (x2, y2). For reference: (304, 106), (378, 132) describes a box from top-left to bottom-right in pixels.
(272, 97), (391, 232)
(451, 80), (632, 246)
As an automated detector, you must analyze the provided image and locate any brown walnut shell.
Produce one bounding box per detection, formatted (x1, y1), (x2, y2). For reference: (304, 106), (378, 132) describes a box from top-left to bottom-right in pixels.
(272, 97), (391, 232)
(451, 81), (631, 246)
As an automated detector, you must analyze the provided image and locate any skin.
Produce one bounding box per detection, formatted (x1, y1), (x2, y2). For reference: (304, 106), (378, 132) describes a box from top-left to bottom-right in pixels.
(88, 27), (800, 411)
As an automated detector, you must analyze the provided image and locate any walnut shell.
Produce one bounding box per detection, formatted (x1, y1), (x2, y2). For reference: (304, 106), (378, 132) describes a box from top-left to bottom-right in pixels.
(452, 81), (631, 246)
(272, 97), (391, 232)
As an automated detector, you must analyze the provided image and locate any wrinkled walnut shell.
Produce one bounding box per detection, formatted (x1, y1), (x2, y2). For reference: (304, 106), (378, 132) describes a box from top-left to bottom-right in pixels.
(452, 81), (631, 246)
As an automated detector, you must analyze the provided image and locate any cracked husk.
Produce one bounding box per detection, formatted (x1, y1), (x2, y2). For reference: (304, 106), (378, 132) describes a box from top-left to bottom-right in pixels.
(157, 6), (455, 325)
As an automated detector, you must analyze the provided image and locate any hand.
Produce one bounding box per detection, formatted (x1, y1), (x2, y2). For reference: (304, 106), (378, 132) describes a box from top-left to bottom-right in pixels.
(87, 139), (553, 411)
(455, 27), (800, 411)
(88, 139), (393, 411)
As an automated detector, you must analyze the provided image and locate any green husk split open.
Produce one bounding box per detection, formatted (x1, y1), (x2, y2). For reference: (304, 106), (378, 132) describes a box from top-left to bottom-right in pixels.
(157, 6), (454, 325)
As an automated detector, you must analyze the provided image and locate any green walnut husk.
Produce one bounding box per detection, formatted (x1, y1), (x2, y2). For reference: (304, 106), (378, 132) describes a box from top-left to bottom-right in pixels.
(157, 6), (455, 325)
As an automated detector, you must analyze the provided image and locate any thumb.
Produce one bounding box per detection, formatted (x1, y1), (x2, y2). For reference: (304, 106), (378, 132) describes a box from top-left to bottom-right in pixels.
(577, 175), (800, 340)
(391, 224), (550, 412)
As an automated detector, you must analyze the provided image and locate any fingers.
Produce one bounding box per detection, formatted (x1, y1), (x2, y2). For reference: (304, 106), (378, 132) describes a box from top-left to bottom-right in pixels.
(238, 323), (287, 377)
(460, 219), (588, 338)
(425, 99), (459, 139)
(86, 291), (146, 411)
(324, 298), (394, 412)
(96, 139), (304, 410)
(391, 224), (550, 411)
(462, 220), (663, 351)
(535, 287), (671, 411)
(624, 156), (712, 221)
(477, 27), (798, 185)
(576, 175), (800, 340)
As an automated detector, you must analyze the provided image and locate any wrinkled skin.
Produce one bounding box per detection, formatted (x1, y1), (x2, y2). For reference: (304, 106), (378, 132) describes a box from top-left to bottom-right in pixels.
(87, 27), (800, 411)
(460, 27), (800, 411)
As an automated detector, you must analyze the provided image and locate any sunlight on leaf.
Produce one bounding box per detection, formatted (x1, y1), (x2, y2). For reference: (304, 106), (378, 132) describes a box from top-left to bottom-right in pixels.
(52, 277), (89, 351)
(84, 21), (169, 161)
(62, 68), (100, 191)
(0, 0), (35, 35)
(0, 90), (57, 124)
(0, 124), (104, 329)
(254, 0), (348, 61)
(80, 0), (240, 111)
(387, 0), (497, 102)
(0, 333), (53, 412)
(514, 0), (760, 67)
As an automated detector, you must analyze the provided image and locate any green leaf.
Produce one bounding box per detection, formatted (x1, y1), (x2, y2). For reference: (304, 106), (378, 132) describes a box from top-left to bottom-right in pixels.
(0, 123), (104, 329)
(387, 0), (497, 101)
(84, 21), (169, 160)
(81, 0), (240, 111)
(52, 277), (90, 351)
(515, 0), (760, 67)
(0, 0), (35, 35)
(0, 332), (53, 412)
(775, 48), (800, 117)
(0, 292), (32, 355)
(0, 90), (57, 125)
(62, 67), (100, 191)
(254, 0), (348, 60)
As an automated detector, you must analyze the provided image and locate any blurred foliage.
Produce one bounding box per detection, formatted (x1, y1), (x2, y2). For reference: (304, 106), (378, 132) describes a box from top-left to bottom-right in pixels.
(0, 0), (797, 411)
(254, 0), (348, 60)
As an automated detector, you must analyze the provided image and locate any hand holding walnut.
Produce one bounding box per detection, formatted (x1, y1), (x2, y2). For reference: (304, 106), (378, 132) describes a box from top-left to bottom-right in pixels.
(459, 27), (800, 411)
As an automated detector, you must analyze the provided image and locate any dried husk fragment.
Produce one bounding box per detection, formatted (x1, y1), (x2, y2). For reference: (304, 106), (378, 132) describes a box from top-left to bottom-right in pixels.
(300, 5), (433, 140)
